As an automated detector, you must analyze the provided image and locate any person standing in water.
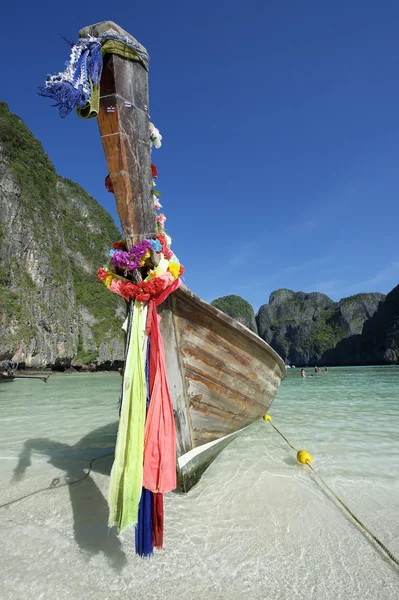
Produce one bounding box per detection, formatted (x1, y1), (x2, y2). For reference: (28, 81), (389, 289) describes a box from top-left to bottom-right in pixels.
(301, 368), (306, 378)
(324, 366), (328, 373)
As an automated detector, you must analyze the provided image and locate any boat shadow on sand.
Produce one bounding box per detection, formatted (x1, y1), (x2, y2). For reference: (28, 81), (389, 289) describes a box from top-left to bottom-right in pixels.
(12, 421), (127, 571)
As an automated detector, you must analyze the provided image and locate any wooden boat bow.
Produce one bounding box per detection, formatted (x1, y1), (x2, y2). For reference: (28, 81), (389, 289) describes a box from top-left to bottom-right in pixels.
(80, 21), (155, 247)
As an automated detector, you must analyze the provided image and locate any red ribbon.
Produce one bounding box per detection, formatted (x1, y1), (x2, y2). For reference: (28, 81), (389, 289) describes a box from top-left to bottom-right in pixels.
(143, 278), (180, 494)
(144, 278), (180, 550)
(152, 493), (164, 549)
(105, 174), (114, 193)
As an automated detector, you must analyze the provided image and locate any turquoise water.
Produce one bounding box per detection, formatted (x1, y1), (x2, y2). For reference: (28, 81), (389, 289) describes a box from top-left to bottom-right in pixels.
(0, 367), (398, 599)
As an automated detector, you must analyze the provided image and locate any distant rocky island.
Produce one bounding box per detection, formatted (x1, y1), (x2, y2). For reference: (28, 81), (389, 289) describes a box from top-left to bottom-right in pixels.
(1, 101), (398, 369)
(211, 286), (399, 366)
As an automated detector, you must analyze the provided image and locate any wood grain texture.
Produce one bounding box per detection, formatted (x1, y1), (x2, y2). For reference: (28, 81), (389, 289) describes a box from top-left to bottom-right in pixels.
(98, 53), (156, 246)
(159, 284), (286, 453)
(158, 285), (285, 490)
(158, 302), (194, 459)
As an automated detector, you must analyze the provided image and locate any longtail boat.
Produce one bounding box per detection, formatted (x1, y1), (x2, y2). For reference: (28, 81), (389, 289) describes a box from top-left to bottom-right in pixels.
(45, 20), (285, 492)
(0, 360), (17, 382)
(0, 374), (15, 382)
(39, 22), (285, 554)
(91, 21), (286, 491)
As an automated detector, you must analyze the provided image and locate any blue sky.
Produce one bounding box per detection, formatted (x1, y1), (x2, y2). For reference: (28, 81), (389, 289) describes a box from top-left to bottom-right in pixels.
(2, 1), (399, 310)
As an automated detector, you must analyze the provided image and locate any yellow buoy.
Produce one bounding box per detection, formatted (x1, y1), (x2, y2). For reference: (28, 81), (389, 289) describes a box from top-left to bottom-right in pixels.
(263, 414), (272, 421)
(297, 450), (313, 464)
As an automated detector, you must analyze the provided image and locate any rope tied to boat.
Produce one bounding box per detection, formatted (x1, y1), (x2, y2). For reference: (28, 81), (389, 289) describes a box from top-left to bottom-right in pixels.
(263, 414), (399, 569)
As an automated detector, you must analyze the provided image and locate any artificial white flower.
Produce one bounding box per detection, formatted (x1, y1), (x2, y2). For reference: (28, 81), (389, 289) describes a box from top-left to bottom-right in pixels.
(149, 122), (162, 149)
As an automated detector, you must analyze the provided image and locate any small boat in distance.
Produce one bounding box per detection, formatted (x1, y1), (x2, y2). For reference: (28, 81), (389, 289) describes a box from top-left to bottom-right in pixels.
(0, 361), (51, 384)
(0, 360), (17, 382)
(0, 374), (15, 382)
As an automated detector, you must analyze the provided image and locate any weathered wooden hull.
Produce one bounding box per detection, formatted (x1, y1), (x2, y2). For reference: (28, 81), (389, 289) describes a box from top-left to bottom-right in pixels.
(159, 285), (286, 492)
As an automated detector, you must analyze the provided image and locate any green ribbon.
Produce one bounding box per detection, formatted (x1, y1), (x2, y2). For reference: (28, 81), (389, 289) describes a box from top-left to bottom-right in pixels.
(108, 301), (147, 530)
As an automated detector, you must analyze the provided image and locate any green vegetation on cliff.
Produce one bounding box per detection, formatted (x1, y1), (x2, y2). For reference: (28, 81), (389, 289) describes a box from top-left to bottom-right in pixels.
(0, 101), (125, 367)
(0, 101), (57, 212)
(211, 295), (257, 333)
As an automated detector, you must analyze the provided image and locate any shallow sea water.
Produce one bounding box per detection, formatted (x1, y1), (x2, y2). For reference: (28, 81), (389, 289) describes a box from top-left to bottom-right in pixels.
(0, 366), (398, 599)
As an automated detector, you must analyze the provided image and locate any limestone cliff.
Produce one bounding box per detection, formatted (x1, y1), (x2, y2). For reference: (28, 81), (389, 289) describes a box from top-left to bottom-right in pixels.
(256, 289), (385, 366)
(327, 285), (399, 365)
(361, 284), (399, 364)
(0, 101), (125, 369)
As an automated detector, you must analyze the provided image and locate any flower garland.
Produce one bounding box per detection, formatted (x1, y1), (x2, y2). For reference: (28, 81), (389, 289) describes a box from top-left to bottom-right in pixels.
(98, 157), (184, 303)
(98, 233), (184, 303)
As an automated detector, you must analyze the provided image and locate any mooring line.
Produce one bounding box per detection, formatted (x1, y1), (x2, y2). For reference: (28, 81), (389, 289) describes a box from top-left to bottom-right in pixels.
(263, 415), (399, 569)
(269, 421), (297, 451)
(0, 451), (115, 510)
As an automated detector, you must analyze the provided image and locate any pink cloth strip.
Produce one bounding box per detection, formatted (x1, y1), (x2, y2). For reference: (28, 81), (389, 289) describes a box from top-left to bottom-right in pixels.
(143, 279), (180, 493)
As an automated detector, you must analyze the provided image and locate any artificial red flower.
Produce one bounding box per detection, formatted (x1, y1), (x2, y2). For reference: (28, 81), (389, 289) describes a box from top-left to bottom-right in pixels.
(156, 233), (167, 249)
(134, 292), (147, 303)
(122, 281), (136, 299)
(154, 279), (165, 293)
(163, 247), (173, 260)
(151, 163), (158, 179)
(179, 265), (184, 276)
(97, 268), (109, 281)
(105, 174), (114, 193)
(112, 241), (127, 251)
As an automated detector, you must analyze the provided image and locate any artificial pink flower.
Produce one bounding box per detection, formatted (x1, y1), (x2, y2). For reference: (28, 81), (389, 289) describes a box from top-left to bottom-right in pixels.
(156, 213), (167, 228)
(159, 272), (174, 286)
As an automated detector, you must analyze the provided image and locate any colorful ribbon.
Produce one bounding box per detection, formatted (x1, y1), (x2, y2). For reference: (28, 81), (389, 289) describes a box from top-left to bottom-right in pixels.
(108, 301), (147, 530)
(143, 279), (180, 494)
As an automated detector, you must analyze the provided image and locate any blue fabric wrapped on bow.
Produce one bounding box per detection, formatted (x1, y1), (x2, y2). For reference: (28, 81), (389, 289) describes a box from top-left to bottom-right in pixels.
(39, 31), (149, 118)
